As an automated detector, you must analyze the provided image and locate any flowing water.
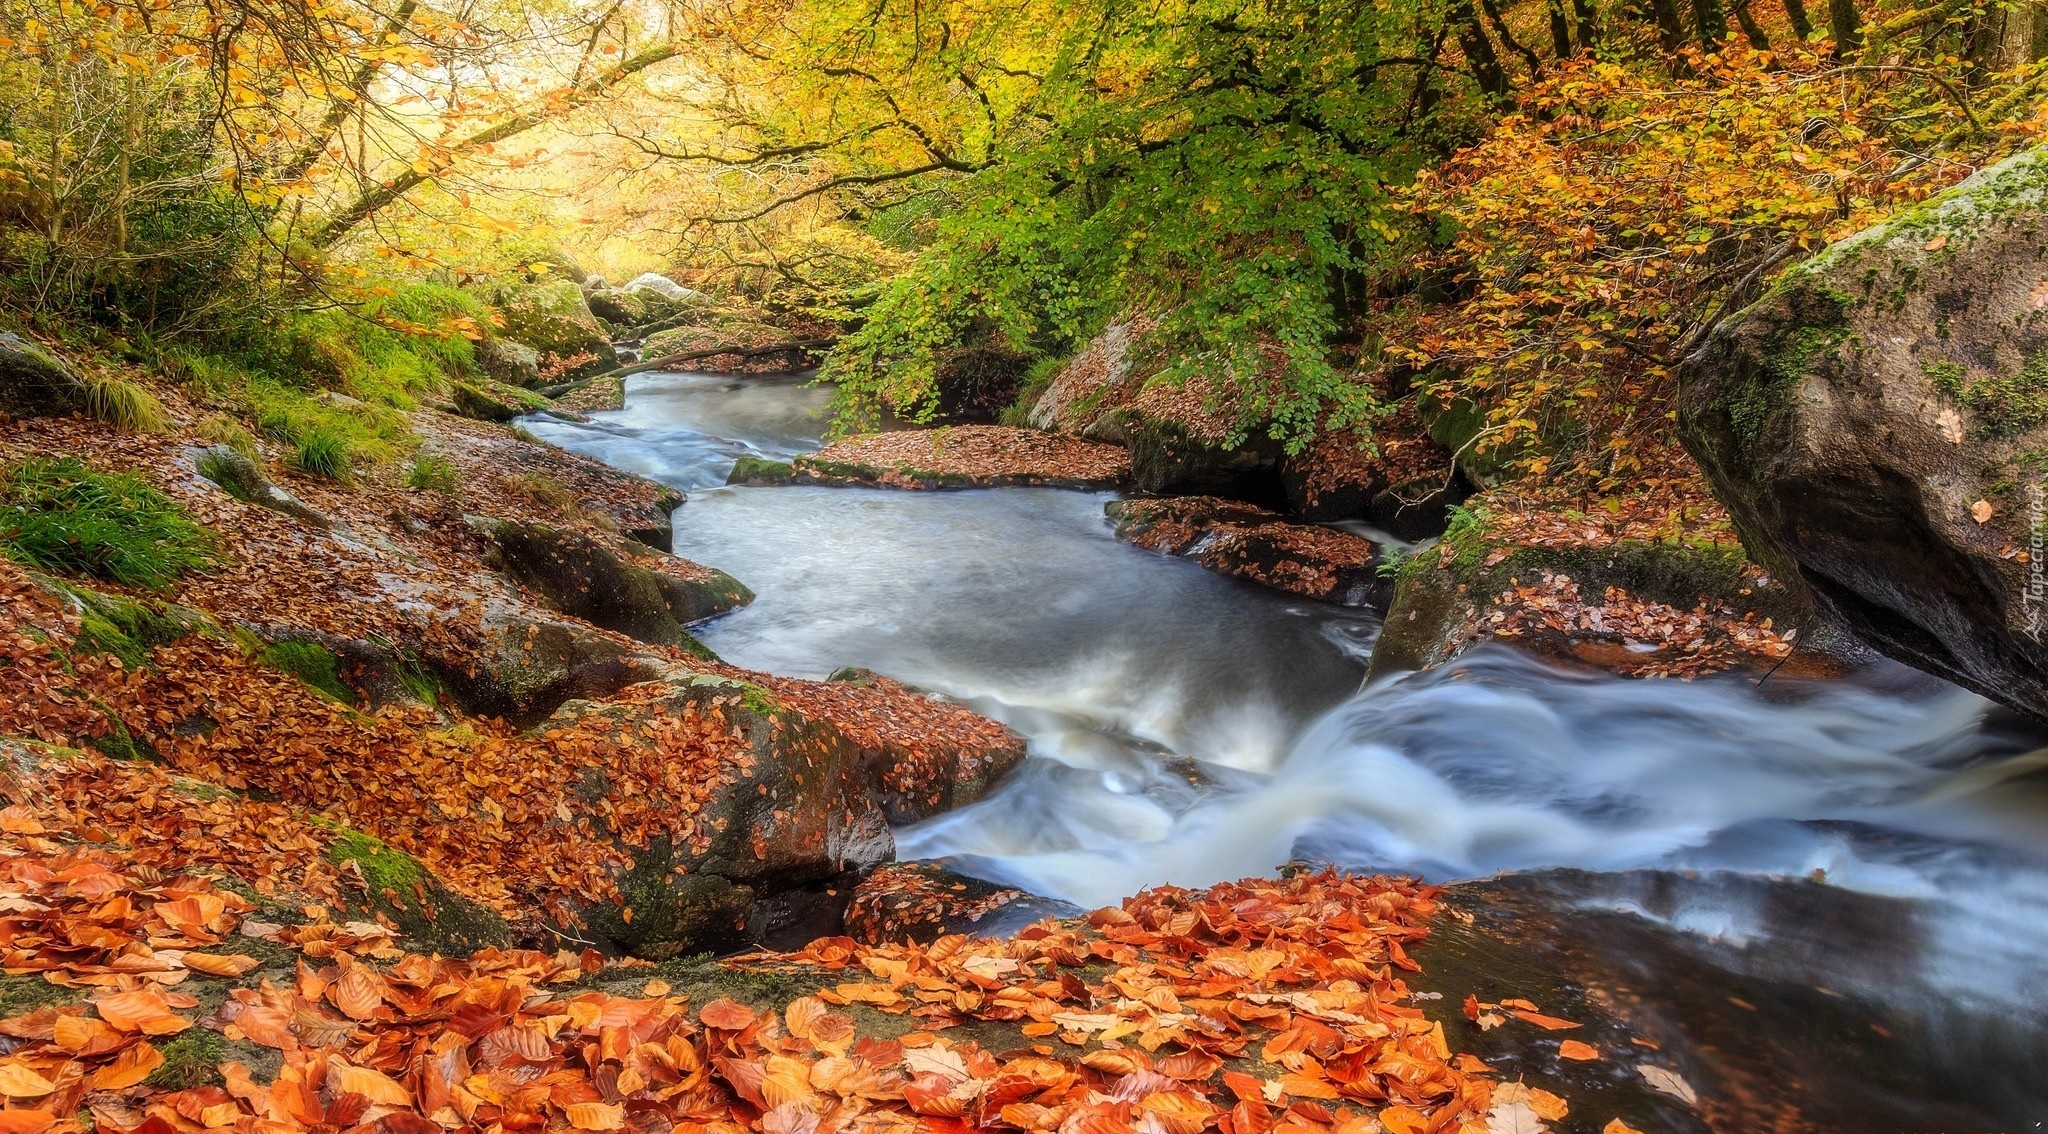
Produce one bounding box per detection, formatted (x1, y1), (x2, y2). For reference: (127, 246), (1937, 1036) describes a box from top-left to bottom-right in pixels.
(523, 372), (2048, 1128)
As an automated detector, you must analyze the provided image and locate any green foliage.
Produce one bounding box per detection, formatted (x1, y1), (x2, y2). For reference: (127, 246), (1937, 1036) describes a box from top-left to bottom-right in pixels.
(145, 1029), (226, 1091)
(196, 414), (260, 459)
(84, 377), (169, 433)
(405, 454), (462, 493)
(0, 458), (218, 590)
(998, 355), (1067, 427)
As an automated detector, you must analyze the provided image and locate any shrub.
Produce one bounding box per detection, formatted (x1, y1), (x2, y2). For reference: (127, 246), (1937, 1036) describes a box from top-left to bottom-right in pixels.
(84, 377), (168, 433)
(290, 428), (353, 481)
(0, 457), (219, 590)
(405, 454), (461, 493)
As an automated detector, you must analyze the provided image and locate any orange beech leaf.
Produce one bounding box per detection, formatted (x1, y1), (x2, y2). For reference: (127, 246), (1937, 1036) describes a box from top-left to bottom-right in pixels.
(0, 1063), (58, 1098)
(325, 1059), (412, 1106)
(1557, 1040), (1598, 1061)
(700, 998), (757, 1031)
(92, 987), (190, 1035)
(1507, 1010), (1580, 1031)
(89, 1040), (164, 1090)
(564, 1102), (625, 1130)
(0, 1110), (55, 1134)
(178, 952), (259, 977)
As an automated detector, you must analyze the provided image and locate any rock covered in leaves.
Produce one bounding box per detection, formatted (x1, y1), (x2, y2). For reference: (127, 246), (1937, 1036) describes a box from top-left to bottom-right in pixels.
(1107, 497), (1386, 607)
(1369, 484), (1820, 681)
(476, 338), (542, 389)
(1682, 145), (2048, 720)
(791, 427), (1131, 491)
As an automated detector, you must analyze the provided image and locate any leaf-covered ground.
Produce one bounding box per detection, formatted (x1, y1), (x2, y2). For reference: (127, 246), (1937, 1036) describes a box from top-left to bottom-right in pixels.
(0, 795), (1633, 1134)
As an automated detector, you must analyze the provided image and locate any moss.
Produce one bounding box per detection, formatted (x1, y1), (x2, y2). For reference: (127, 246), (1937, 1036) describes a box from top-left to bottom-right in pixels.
(1928, 352), (2048, 437)
(324, 827), (512, 953)
(60, 581), (214, 668)
(727, 457), (794, 486)
(1729, 293), (1853, 450)
(256, 638), (357, 706)
(144, 1028), (226, 1091)
(0, 972), (88, 1016)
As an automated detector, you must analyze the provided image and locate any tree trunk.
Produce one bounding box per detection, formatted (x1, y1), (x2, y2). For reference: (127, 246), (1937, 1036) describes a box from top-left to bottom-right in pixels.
(1450, 0), (1513, 105)
(1695, 0), (1731, 44)
(1970, 0), (2048, 69)
(1548, 0), (1576, 55)
(1732, 0), (1772, 47)
(1647, 0), (1689, 50)
(1782, 0), (1815, 41)
(1826, 0), (1863, 54)
(1573, 0), (1601, 48)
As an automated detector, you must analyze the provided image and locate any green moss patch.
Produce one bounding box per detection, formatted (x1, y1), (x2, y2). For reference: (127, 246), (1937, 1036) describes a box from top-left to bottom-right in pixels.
(256, 638), (357, 706)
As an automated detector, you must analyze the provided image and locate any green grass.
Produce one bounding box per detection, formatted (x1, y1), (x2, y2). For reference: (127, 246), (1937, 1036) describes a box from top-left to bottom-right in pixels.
(289, 428), (353, 482)
(196, 414), (259, 459)
(85, 377), (169, 432)
(405, 454), (461, 493)
(0, 457), (219, 590)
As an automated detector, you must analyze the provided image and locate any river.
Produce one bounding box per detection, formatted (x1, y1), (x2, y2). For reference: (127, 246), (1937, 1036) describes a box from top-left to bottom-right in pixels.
(522, 370), (2048, 1130)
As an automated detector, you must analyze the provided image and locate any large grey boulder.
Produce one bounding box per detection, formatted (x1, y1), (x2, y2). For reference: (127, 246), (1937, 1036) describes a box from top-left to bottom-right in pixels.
(469, 516), (752, 651)
(1681, 147), (2048, 719)
(0, 332), (86, 418)
(477, 338), (541, 388)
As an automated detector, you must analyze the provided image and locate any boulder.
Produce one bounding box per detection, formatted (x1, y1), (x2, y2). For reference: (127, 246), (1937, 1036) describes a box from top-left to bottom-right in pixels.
(0, 332), (86, 418)
(1680, 146), (2048, 719)
(470, 517), (752, 650)
(844, 861), (1075, 945)
(193, 446), (333, 528)
(426, 608), (671, 726)
(1106, 497), (1386, 606)
(448, 379), (547, 423)
(487, 281), (619, 382)
(624, 273), (700, 302)
(1367, 521), (1828, 682)
(477, 338), (541, 388)
(541, 670), (1024, 956)
(587, 288), (657, 330)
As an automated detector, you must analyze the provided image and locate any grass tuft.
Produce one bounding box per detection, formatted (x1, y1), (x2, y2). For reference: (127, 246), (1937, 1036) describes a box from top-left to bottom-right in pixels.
(405, 454), (461, 493)
(289, 429), (353, 482)
(196, 414), (260, 459)
(85, 377), (169, 433)
(0, 457), (219, 590)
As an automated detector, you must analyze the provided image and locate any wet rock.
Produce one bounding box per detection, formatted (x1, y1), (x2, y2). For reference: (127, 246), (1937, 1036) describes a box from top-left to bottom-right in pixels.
(470, 516), (752, 650)
(0, 332), (86, 419)
(624, 273), (701, 302)
(535, 664), (1026, 956)
(587, 288), (657, 330)
(726, 457), (794, 486)
(193, 446), (334, 528)
(845, 862), (1077, 945)
(486, 280), (619, 382)
(427, 608), (671, 726)
(1681, 146), (2048, 722)
(477, 338), (541, 389)
(1106, 496), (1386, 606)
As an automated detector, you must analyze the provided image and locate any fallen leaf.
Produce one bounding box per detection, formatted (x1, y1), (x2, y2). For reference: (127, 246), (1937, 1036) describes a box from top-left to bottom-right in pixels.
(1972, 499), (1993, 524)
(1637, 1064), (1698, 1105)
(1558, 1039), (1599, 1061)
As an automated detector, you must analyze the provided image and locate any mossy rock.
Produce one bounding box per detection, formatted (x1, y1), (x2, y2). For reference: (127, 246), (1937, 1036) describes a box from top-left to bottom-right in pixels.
(487, 281), (618, 381)
(449, 379), (549, 423)
(325, 828), (511, 954)
(1681, 144), (2048, 720)
(253, 637), (357, 705)
(473, 516), (751, 650)
(726, 457), (794, 486)
(0, 332), (86, 418)
(1368, 525), (1816, 681)
(53, 577), (218, 669)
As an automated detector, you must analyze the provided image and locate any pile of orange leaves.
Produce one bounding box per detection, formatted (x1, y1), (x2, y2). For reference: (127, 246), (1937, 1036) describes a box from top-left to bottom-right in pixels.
(0, 845), (1554, 1134)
